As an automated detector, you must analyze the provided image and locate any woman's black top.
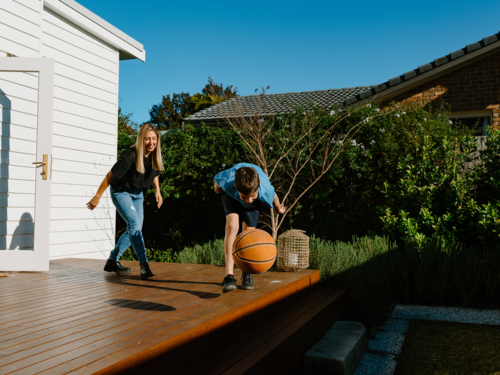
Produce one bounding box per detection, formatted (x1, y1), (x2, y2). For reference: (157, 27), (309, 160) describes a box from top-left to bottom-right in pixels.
(110, 147), (161, 192)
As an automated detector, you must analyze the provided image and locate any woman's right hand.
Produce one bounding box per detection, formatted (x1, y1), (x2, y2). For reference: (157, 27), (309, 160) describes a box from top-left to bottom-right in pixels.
(87, 195), (100, 210)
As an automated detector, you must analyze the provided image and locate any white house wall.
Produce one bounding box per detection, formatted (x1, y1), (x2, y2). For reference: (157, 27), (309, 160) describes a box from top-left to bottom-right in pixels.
(0, 0), (135, 261)
(0, 0), (41, 58)
(0, 0), (41, 255)
(41, 8), (118, 260)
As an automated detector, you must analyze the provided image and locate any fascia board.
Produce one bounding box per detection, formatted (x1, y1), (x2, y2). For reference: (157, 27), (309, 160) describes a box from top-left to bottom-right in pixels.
(44, 0), (145, 62)
(371, 41), (500, 105)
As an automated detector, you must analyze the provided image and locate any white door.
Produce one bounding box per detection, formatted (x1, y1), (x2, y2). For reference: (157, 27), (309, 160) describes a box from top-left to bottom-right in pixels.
(0, 58), (54, 271)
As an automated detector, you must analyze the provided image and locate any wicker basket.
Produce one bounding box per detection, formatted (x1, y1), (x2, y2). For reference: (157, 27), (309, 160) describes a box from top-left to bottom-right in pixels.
(277, 230), (310, 271)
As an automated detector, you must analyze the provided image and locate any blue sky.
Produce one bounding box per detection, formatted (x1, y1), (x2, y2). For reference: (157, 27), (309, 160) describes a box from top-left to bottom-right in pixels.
(78, 0), (500, 125)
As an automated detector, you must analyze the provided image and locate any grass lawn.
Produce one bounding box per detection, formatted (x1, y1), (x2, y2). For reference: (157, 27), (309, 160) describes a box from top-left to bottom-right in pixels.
(394, 320), (500, 375)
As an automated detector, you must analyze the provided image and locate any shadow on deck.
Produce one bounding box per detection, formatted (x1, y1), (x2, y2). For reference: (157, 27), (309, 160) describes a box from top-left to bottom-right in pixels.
(0, 259), (345, 374)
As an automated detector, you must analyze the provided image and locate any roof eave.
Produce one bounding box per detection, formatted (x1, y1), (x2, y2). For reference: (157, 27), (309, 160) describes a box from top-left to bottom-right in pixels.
(44, 0), (146, 62)
(347, 36), (500, 106)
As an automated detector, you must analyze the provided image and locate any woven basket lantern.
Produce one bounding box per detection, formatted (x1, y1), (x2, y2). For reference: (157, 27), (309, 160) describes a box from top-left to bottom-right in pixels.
(277, 230), (310, 272)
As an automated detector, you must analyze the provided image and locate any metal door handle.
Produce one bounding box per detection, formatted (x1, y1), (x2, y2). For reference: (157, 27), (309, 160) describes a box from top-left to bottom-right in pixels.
(32, 154), (49, 180)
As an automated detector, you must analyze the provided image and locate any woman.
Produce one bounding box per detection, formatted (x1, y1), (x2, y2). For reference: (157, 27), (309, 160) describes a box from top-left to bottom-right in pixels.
(87, 123), (164, 279)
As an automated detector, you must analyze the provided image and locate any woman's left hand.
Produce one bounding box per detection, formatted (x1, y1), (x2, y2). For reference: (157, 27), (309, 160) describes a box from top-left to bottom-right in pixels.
(156, 190), (163, 208)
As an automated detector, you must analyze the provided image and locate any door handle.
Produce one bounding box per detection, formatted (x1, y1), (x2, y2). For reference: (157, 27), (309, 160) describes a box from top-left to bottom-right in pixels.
(33, 154), (49, 180)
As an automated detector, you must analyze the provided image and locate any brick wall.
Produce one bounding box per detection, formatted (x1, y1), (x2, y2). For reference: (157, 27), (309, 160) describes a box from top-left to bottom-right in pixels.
(381, 51), (500, 129)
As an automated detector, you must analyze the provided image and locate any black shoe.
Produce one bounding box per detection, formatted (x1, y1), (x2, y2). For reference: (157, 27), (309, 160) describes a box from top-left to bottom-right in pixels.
(140, 262), (155, 280)
(241, 273), (254, 290)
(104, 259), (131, 275)
(222, 274), (237, 293)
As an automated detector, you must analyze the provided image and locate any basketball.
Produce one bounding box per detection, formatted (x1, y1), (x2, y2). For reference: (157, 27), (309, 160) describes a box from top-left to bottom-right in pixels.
(233, 229), (277, 274)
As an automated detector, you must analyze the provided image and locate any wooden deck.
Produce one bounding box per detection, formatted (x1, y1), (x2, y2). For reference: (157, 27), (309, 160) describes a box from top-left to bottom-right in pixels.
(0, 259), (345, 375)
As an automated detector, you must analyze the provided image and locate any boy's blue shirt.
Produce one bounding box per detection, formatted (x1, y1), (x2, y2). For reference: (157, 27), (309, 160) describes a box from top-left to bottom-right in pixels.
(214, 163), (275, 209)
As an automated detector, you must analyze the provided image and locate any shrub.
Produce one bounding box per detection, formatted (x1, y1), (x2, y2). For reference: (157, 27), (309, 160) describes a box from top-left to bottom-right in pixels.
(177, 239), (225, 266)
(310, 234), (500, 327)
(290, 103), (470, 242)
(381, 125), (500, 247)
(309, 235), (397, 328)
(121, 248), (179, 263)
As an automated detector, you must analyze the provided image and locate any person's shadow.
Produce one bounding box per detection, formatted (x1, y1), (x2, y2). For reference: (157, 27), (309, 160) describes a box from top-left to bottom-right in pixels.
(9, 212), (34, 250)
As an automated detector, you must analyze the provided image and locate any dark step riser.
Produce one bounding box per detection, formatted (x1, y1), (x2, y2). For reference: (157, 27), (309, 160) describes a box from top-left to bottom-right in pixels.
(116, 283), (320, 374)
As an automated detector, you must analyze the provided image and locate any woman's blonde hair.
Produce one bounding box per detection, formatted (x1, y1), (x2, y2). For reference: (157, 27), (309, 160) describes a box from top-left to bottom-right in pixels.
(134, 123), (164, 174)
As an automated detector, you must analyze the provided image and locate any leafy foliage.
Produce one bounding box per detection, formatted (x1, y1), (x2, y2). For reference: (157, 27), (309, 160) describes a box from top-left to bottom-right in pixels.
(380, 120), (500, 246)
(290, 104), (485, 244)
(191, 77), (237, 111)
(148, 79), (237, 130)
(310, 234), (500, 328)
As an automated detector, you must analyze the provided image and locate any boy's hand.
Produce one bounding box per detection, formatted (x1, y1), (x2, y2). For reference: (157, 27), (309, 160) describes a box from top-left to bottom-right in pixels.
(274, 203), (286, 214)
(155, 190), (163, 208)
(214, 181), (222, 193)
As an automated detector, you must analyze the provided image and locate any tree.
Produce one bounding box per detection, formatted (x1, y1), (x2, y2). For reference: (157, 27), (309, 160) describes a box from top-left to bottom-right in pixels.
(118, 105), (137, 135)
(191, 77), (237, 111)
(117, 105), (137, 153)
(148, 92), (195, 130)
(210, 88), (396, 239)
(148, 78), (238, 130)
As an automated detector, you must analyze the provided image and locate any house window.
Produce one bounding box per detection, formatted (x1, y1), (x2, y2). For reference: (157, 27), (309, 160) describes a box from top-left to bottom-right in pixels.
(450, 111), (492, 136)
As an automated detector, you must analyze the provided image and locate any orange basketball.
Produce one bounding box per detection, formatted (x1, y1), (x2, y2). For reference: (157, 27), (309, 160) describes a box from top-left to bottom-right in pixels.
(233, 229), (277, 274)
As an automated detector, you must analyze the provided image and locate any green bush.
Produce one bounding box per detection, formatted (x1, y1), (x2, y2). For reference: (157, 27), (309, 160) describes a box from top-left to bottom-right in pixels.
(381, 126), (500, 246)
(291, 103), (474, 243)
(309, 235), (397, 328)
(177, 238), (225, 266)
(392, 237), (500, 307)
(120, 248), (179, 263)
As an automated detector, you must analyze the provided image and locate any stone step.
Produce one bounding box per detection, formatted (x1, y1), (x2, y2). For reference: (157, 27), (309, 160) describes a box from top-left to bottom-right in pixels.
(304, 321), (368, 375)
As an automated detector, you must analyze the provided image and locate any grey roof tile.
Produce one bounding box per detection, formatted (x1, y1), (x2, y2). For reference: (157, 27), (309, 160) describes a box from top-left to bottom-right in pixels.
(372, 83), (387, 93)
(434, 56), (449, 66)
(388, 76), (402, 86)
(403, 70), (417, 80)
(450, 49), (465, 60)
(359, 89), (373, 99)
(466, 42), (481, 52)
(185, 31), (500, 121)
(418, 63), (433, 73)
(483, 35), (498, 45)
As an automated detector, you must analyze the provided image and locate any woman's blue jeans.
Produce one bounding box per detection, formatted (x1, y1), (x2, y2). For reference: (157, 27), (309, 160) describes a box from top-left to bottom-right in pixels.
(108, 187), (148, 263)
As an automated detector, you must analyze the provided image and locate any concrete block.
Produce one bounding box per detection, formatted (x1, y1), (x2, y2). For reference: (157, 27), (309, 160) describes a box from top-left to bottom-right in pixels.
(303, 321), (367, 375)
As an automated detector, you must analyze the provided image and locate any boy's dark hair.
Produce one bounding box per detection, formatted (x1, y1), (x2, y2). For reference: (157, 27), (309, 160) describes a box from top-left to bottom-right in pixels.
(234, 167), (260, 195)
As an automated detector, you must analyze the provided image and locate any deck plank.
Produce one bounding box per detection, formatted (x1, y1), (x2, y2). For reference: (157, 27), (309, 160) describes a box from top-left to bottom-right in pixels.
(0, 259), (322, 375)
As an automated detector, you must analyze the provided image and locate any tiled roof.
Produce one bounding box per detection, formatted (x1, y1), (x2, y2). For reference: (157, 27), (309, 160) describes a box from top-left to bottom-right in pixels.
(184, 87), (370, 121)
(344, 31), (500, 105)
(185, 31), (500, 122)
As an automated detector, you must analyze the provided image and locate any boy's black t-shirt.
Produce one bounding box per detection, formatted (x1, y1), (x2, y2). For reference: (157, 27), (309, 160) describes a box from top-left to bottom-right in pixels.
(110, 147), (161, 192)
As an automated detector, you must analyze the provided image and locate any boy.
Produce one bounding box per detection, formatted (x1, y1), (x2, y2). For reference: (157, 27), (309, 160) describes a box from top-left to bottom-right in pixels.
(214, 163), (286, 293)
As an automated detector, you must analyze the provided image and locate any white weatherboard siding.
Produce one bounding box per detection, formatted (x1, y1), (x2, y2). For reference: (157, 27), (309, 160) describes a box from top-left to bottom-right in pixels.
(0, 0), (41, 257)
(0, 0), (41, 58)
(42, 8), (119, 259)
(1, 0), (145, 263)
